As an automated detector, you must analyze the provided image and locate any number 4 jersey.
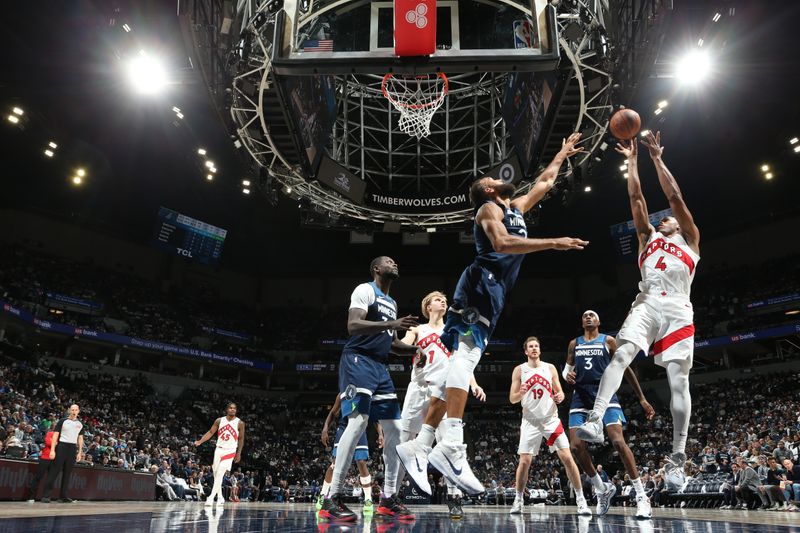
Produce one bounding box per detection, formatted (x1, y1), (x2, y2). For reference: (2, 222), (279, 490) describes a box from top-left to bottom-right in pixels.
(638, 231), (699, 297)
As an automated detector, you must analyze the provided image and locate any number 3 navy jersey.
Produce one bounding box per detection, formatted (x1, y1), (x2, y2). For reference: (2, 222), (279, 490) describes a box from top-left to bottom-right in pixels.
(342, 281), (398, 362)
(569, 333), (621, 412)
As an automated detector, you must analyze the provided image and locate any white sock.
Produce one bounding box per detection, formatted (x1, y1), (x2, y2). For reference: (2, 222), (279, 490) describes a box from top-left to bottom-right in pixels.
(321, 480), (331, 497)
(592, 342), (638, 418)
(516, 490), (524, 500)
(443, 418), (464, 444)
(363, 487), (372, 502)
(632, 478), (645, 498)
(590, 474), (605, 492)
(417, 424), (436, 448)
(576, 491), (587, 505)
(667, 361), (691, 455)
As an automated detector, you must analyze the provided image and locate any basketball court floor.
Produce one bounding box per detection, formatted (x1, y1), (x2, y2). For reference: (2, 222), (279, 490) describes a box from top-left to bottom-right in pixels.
(1, 502), (797, 532)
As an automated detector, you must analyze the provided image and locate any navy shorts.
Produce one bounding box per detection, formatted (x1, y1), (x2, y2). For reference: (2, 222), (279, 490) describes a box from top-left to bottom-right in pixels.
(332, 420), (369, 461)
(440, 263), (505, 352)
(338, 352), (400, 420)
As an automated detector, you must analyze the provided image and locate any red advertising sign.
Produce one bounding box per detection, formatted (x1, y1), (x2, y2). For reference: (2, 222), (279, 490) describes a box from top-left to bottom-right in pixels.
(395, 0), (436, 56)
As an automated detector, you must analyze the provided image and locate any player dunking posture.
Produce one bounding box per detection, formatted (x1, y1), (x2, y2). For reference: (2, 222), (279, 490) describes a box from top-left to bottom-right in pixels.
(396, 291), (486, 519)
(418, 133), (587, 495)
(575, 132), (700, 490)
(564, 310), (655, 518)
(319, 256), (418, 522)
(509, 336), (589, 515)
(194, 402), (245, 506)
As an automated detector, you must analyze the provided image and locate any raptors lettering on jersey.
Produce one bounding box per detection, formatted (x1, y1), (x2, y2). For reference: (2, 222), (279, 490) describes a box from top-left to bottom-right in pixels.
(216, 417), (240, 449)
(520, 365), (557, 419)
(638, 233), (699, 296)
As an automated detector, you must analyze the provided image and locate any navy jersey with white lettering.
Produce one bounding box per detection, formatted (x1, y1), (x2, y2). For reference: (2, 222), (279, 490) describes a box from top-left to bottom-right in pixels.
(569, 334), (621, 412)
(342, 282), (398, 362)
(473, 201), (528, 289)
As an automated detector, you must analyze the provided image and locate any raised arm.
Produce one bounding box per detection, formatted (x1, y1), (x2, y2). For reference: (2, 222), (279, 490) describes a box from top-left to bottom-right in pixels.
(616, 139), (654, 251)
(640, 131), (700, 253)
(511, 133), (584, 214)
(193, 418), (221, 447)
(608, 336), (654, 420)
(477, 202), (588, 254)
(509, 365), (524, 404)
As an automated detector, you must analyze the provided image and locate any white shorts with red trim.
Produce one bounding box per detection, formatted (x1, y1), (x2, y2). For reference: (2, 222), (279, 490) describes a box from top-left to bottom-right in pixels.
(617, 291), (695, 369)
(213, 446), (236, 475)
(518, 415), (568, 455)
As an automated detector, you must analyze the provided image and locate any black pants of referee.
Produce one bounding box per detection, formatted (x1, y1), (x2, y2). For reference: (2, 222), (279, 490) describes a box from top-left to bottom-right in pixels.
(42, 442), (77, 500)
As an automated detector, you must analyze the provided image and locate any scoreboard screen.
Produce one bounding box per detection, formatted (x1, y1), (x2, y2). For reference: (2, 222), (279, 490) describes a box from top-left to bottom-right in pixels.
(152, 207), (227, 265)
(609, 207), (673, 262)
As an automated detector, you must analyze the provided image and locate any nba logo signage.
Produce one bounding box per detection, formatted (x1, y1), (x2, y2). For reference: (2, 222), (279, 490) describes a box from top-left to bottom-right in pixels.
(395, 0), (436, 56)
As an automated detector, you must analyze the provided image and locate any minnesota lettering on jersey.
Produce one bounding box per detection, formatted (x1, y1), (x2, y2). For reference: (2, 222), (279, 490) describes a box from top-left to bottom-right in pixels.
(575, 347), (604, 357)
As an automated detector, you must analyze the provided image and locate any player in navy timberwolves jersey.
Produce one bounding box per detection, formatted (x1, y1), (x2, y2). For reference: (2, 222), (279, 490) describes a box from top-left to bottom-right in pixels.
(563, 310), (655, 517)
(319, 256), (419, 523)
(422, 133), (589, 496)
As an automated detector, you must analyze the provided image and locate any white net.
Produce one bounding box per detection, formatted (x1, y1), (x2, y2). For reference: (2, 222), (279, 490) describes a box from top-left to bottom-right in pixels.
(381, 73), (449, 139)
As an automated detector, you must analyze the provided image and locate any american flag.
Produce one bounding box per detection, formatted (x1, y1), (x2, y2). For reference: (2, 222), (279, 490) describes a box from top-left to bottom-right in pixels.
(302, 39), (334, 52)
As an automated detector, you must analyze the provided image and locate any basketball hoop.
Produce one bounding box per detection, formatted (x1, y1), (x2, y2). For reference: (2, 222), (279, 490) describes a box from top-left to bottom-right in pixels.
(381, 73), (448, 139)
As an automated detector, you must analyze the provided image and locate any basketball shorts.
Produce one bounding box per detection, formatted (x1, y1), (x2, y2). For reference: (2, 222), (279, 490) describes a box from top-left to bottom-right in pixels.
(518, 415), (568, 455)
(332, 421), (369, 462)
(617, 291), (695, 369)
(569, 407), (627, 429)
(213, 447), (236, 475)
(339, 352), (401, 420)
(440, 263), (505, 353)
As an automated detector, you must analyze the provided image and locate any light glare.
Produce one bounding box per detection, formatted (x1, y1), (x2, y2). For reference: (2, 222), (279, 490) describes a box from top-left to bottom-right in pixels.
(12, 107), (23, 116)
(48, 141), (57, 149)
(242, 188), (251, 195)
(242, 179), (251, 186)
(44, 149), (54, 157)
(675, 50), (711, 85)
(206, 174), (214, 181)
(127, 52), (167, 95)
(584, 186), (591, 192)
(794, 146), (800, 153)
(7, 115), (19, 124)
(76, 168), (86, 177)
(760, 164), (769, 172)
(72, 176), (83, 185)
(765, 172), (773, 180)
(197, 148), (207, 155)
(790, 137), (798, 145)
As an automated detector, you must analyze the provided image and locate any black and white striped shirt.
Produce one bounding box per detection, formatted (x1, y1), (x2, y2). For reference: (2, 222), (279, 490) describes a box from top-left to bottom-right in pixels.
(54, 418), (84, 445)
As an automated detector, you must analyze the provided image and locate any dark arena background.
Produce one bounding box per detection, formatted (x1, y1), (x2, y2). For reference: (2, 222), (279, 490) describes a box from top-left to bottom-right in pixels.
(1, 1), (799, 532)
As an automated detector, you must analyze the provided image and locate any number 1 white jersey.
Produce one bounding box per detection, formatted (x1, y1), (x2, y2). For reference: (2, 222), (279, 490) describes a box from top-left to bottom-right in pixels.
(638, 231), (700, 297)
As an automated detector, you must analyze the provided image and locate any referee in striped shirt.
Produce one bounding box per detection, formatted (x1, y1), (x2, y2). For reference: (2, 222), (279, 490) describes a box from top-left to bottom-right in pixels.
(40, 404), (84, 503)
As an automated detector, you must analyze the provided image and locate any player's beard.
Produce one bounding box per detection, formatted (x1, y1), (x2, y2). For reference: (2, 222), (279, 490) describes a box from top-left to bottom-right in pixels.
(383, 268), (399, 280)
(495, 182), (516, 199)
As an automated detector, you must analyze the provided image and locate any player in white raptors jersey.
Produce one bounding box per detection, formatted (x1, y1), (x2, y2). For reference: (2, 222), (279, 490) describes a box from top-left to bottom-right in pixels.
(396, 291), (486, 519)
(576, 131), (700, 490)
(194, 402), (246, 505)
(509, 337), (590, 515)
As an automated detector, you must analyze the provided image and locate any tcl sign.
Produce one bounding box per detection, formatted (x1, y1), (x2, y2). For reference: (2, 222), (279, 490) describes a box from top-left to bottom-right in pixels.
(176, 247), (194, 258)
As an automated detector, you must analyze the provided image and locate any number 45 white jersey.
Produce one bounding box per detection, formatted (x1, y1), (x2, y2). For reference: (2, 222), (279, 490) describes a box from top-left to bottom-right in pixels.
(638, 231), (700, 297)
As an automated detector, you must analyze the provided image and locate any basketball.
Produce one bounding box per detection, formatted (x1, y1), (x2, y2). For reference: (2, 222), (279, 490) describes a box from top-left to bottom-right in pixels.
(609, 108), (641, 140)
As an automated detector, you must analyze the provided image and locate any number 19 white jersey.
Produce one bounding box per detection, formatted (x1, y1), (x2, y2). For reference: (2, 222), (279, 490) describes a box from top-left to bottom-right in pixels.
(520, 363), (557, 421)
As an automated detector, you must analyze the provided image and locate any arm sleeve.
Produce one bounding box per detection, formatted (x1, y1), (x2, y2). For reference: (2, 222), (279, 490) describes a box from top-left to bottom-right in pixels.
(349, 283), (375, 312)
(561, 363), (575, 380)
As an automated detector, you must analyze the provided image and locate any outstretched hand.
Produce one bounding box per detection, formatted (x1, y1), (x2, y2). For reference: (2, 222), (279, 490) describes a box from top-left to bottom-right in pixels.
(560, 132), (584, 158)
(614, 139), (637, 160)
(640, 130), (663, 158)
(391, 315), (419, 331)
(553, 237), (589, 251)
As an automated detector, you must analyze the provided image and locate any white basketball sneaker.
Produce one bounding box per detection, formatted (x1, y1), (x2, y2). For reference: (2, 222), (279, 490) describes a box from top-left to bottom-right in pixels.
(635, 495), (652, 519)
(510, 496), (524, 514)
(396, 440), (432, 495)
(595, 482), (616, 516)
(575, 412), (604, 443)
(664, 452), (687, 492)
(428, 441), (484, 495)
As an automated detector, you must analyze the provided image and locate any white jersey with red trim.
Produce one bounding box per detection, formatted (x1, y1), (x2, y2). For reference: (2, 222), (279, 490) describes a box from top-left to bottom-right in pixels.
(520, 363), (557, 420)
(638, 231), (700, 297)
(415, 323), (451, 383)
(216, 416), (241, 450)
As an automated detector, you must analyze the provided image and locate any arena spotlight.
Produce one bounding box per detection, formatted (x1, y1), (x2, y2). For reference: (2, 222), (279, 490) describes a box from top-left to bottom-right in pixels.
(640, 130), (650, 137)
(765, 172), (773, 180)
(197, 148), (207, 155)
(48, 141), (57, 149)
(76, 168), (86, 177)
(790, 137), (798, 145)
(623, 172), (630, 179)
(206, 174), (214, 181)
(793, 145), (800, 153)
(205, 161), (214, 168)
(7, 114), (19, 124)
(126, 51), (167, 95)
(658, 101), (668, 109)
(122, 23), (132, 32)
(242, 188), (251, 195)
(44, 149), (54, 157)
(675, 50), (712, 85)
(12, 107), (23, 116)
(71, 176), (83, 185)
(712, 12), (721, 22)
(654, 108), (663, 115)
(619, 165), (627, 171)
(584, 186), (592, 192)
(760, 164), (769, 172)
(242, 179), (251, 187)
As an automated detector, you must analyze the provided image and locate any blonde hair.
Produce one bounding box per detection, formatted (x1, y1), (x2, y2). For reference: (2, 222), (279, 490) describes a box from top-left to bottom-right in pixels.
(421, 291), (447, 319)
